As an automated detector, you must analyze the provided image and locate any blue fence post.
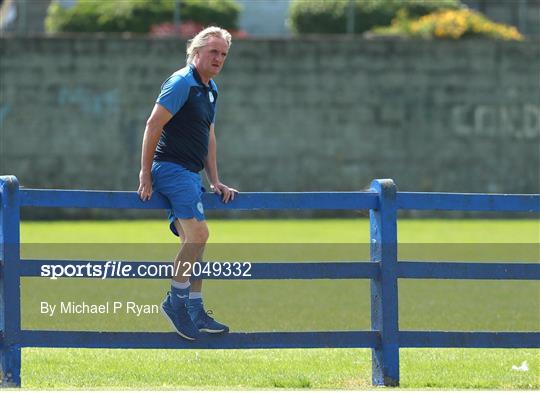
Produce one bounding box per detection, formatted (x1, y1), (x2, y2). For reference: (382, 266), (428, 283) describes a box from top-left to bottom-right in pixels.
(0, 176), (21, 387)
(370, 179), (399, 386)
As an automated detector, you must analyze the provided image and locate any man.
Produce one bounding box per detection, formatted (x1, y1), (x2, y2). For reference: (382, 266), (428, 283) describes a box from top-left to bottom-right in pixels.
(137, 26), (237, 340)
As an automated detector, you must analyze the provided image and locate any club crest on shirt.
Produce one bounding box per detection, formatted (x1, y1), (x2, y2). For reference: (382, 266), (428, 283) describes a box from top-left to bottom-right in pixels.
(208, 91), (214, 103)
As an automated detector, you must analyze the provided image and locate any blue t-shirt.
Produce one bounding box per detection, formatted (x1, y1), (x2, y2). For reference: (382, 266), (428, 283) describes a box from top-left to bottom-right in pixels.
(154, 64), (218, 173)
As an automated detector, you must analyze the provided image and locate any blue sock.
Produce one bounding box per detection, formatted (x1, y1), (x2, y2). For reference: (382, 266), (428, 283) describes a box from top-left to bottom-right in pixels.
(170, 281), (190, 309)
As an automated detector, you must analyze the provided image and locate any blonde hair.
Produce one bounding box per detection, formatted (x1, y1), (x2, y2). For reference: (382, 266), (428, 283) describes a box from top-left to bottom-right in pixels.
(186, 26), (232, 65)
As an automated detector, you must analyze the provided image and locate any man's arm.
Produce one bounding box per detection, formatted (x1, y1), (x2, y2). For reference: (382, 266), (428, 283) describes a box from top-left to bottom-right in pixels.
(204, 123), (238, 203)
(204, 123), (220, 185)
(137, 103), (173, 201)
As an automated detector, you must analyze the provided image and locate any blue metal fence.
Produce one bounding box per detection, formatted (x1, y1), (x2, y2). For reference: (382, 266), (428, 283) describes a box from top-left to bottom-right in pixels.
(1, 175), (539, 387)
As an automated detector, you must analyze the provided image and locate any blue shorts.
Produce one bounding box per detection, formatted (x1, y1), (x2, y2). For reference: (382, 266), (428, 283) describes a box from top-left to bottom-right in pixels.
(151, 161), (206, 236)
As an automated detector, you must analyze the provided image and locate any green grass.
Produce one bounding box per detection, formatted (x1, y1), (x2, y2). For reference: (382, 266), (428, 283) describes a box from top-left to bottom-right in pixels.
(17, 219), (540, 389)
(21, 347), (539, 389)
(20, 218), (540, 243)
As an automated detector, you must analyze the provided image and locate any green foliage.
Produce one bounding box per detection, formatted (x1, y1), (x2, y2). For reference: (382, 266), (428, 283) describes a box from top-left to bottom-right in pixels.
(46, 1), (101, 33)
(289, 0), (349, 34)
(372, 8), (524, 40)
(45, 0), (241, 34)
(181, 0), (241, 30)
(288, 0), (462, 34)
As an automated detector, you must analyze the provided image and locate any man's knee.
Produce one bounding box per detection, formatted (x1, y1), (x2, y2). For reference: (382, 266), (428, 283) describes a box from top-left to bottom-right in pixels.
(185, 223), (209, 244)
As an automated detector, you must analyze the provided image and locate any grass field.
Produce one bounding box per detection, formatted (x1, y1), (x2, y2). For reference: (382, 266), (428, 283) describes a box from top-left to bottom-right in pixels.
(18, 218), (540, 389)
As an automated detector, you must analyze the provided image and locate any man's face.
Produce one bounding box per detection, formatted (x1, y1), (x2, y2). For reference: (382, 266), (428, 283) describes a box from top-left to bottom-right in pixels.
(195, 36), (229, 79)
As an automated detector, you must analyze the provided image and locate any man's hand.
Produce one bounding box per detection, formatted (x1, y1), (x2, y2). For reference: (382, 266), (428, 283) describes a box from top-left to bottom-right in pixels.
(138, 170), (153, 201)
(210, 182), (238, 203)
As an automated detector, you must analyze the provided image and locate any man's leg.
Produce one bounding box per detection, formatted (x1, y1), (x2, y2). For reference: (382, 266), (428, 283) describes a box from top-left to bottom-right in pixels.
(160, 218), (208, 340)
(172, 218), (208, 282)
(174, 219), (229, 334)
(173, 220), (203, 294)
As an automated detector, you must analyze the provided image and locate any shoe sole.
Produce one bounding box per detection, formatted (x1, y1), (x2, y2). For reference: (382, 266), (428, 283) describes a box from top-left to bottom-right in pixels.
(199, 327), (228, 333)
(160, 304), (197, 341)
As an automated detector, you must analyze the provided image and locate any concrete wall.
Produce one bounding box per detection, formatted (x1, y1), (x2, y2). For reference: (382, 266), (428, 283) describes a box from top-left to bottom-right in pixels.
(1, 37), (539, 217)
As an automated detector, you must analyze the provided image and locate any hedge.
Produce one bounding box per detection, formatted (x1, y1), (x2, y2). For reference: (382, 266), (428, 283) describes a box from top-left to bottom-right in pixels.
(288, 0), (462, 34)
(372, 8), (524, 40)
(45, 0), (241, 34)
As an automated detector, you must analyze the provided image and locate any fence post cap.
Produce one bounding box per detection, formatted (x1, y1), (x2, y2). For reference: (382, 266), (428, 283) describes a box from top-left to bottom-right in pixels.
(370, 179), (396, 193)
(0, 176), (19, 192)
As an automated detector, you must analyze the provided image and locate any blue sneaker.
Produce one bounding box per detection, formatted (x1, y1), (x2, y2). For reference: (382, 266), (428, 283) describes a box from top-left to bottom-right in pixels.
(189, 308), (229, 333)
(161, 292), (199, 340)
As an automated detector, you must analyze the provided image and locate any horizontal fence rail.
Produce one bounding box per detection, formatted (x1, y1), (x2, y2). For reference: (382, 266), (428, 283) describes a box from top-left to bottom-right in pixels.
(19, 260), (380, 280)
(19, 189), (379, 210)
(17, 330), (380, 350)
(396, 192), (540, 212)
(20, 189), (540, 212)
(399, 331), (540, 348)
(398, 261), (540, 280)
(12, 330), (538, 350)
(1, 175), (539, 388)
(19, 260), (540, 280)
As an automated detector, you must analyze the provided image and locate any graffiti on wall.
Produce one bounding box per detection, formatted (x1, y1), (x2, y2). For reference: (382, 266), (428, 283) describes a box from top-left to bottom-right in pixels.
(0, 104), (11, 124)
(452, 104), (540, 139)
(57, 87), (120, 116)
